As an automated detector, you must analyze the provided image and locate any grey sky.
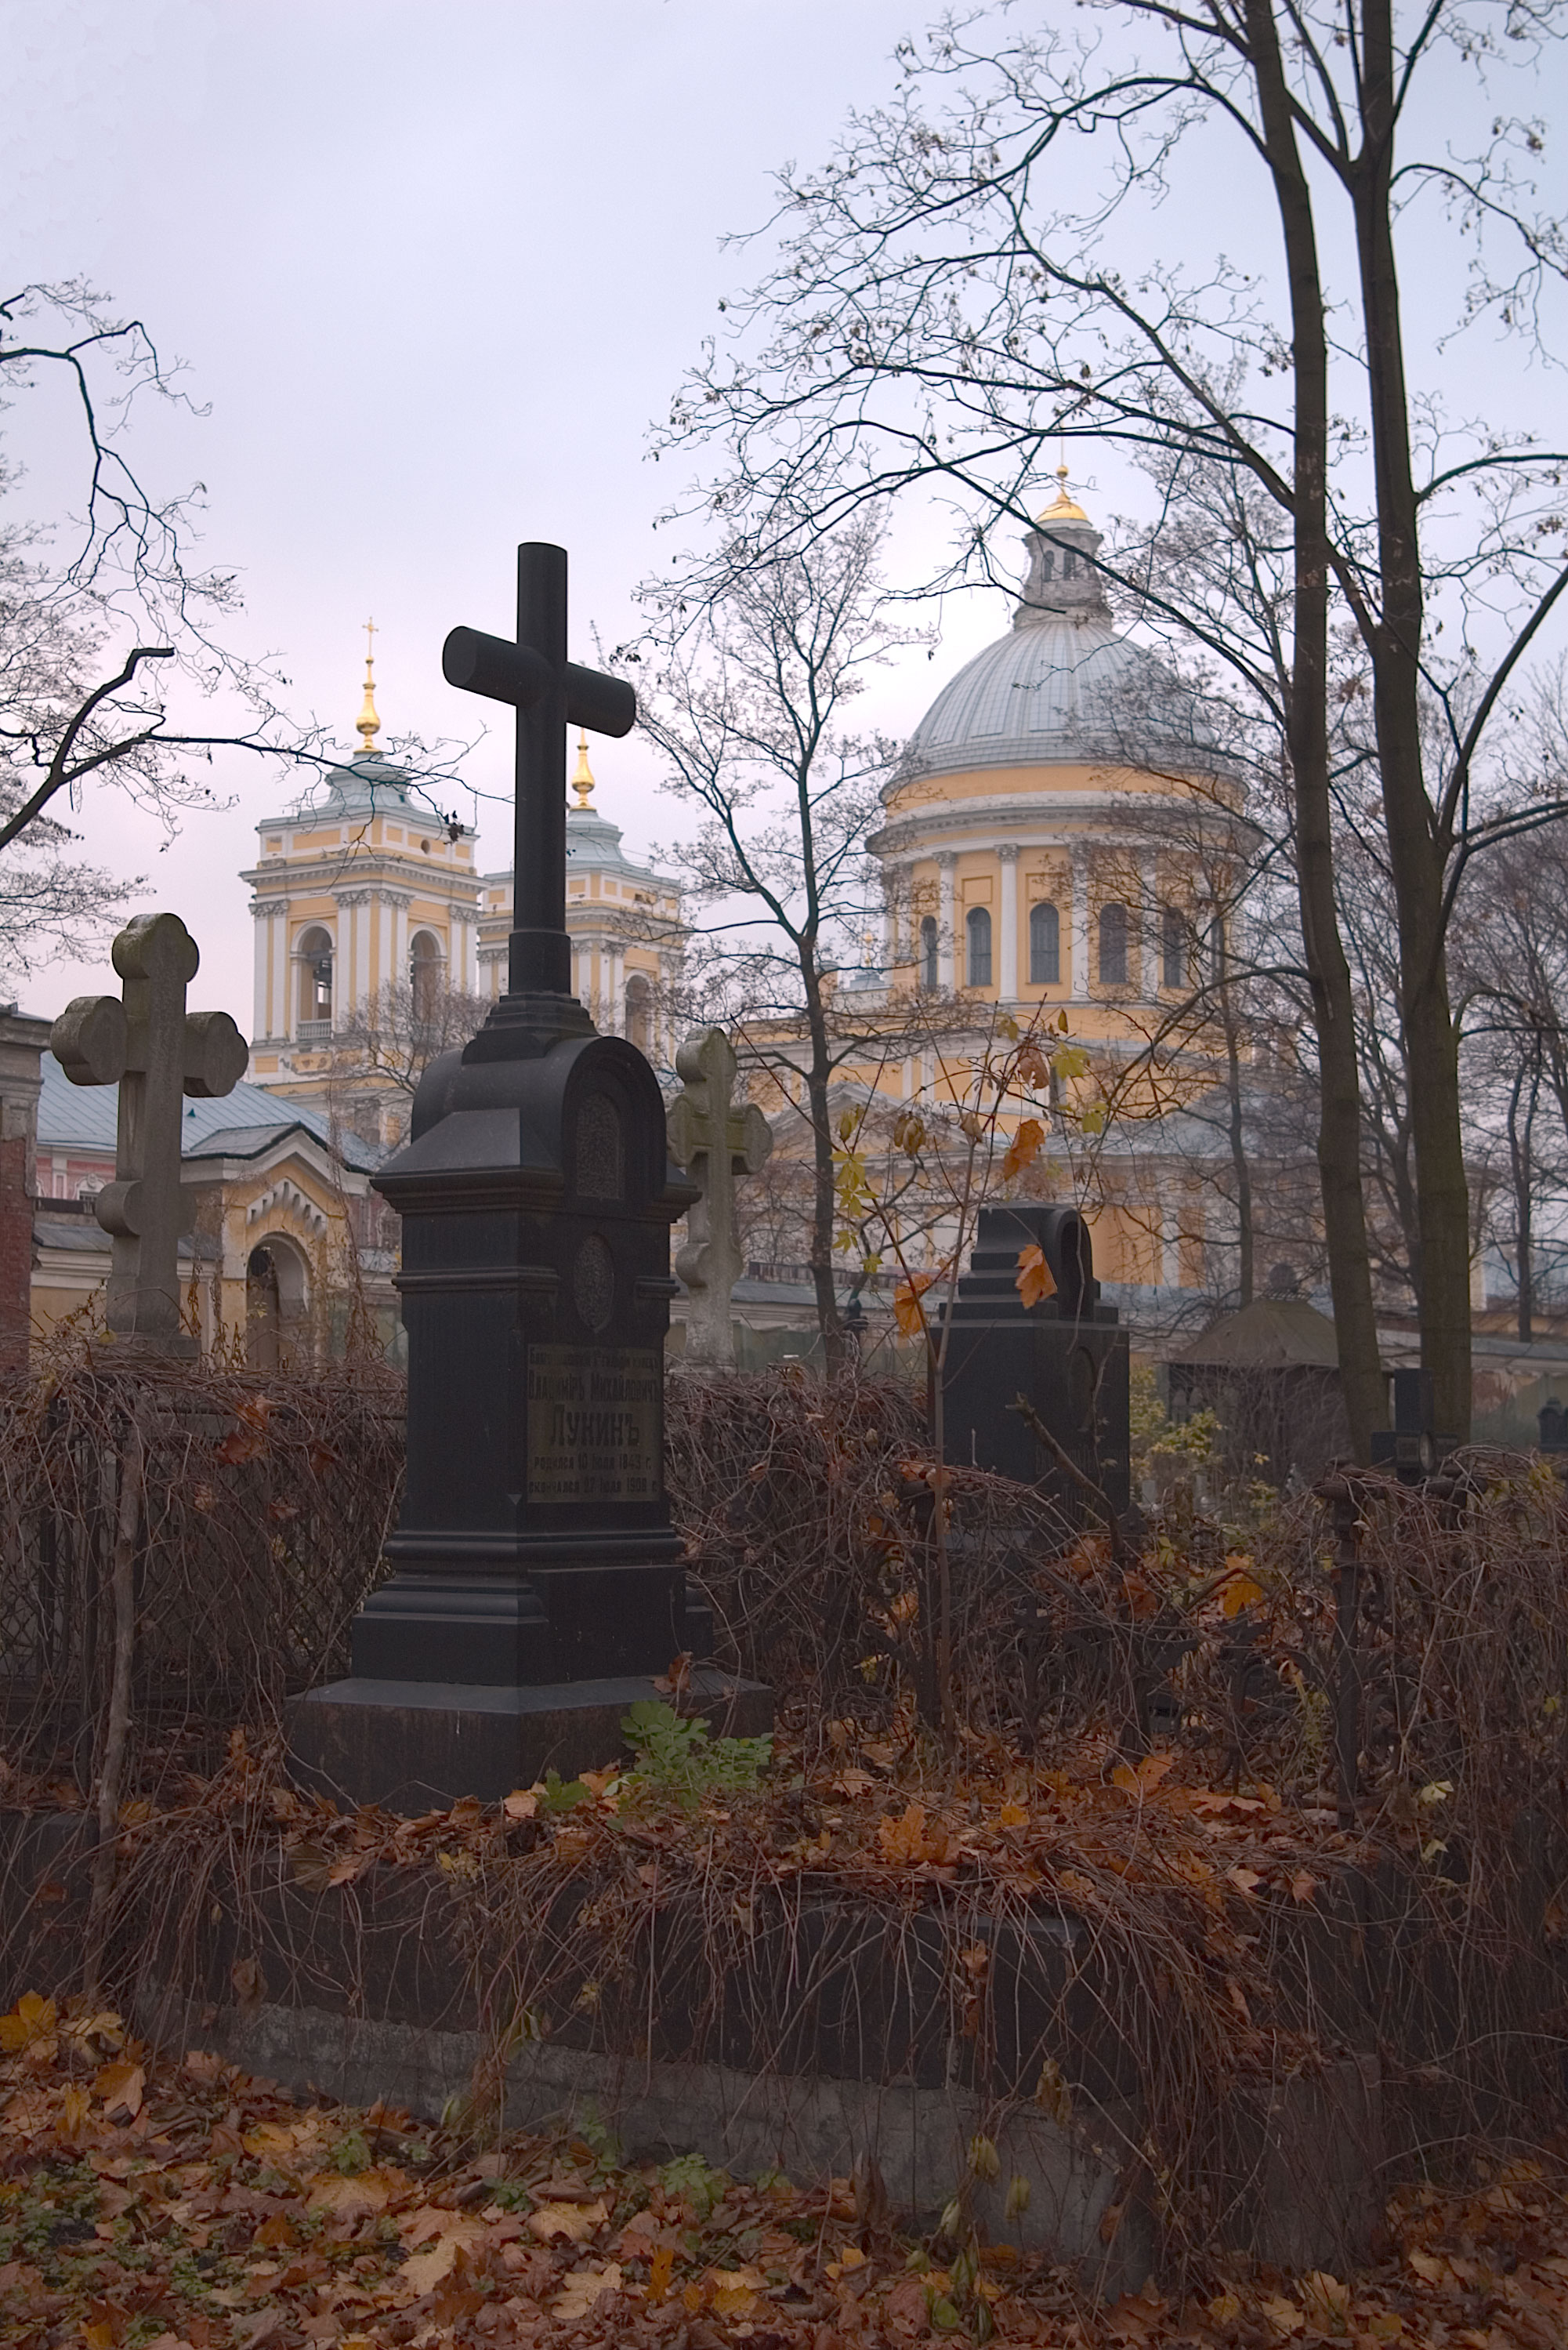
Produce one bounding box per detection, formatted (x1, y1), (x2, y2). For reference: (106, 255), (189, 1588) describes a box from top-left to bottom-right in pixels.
(5, 2), (1564, 1028)
(4, 0), (959, 1023)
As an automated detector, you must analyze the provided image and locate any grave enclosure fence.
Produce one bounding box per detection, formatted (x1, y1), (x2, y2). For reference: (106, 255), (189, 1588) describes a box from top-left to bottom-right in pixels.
(1, 1361), (1563, 1830)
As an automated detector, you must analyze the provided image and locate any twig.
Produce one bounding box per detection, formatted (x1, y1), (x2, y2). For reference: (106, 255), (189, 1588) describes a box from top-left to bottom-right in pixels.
(85, 1394), (143, 1999)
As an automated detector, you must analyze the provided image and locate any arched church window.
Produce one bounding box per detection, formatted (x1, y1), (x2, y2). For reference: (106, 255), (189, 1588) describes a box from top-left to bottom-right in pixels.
(1098, 902), (1128, 985)
(297, 927), (333, 1035)
(1029, 901), (1060, 985)
(409, 930), (441, 1024)
(1207, 913), (1227, 982)
(1161, 904), (1186, 990)
(965, 906), (992, 988)
(919, 915), (939, 992)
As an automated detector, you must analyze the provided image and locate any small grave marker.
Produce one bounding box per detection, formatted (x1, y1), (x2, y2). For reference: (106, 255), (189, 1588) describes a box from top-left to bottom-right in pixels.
(667, 1027), (773, 1368)
(51, 913), (248, 1354)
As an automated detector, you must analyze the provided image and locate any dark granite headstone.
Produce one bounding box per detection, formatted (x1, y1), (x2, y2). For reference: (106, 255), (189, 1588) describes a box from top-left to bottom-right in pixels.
(290, 544), (767, 1808)
(938, 1203), (1130, 1521)
(1369, 1365), (1458, 1486)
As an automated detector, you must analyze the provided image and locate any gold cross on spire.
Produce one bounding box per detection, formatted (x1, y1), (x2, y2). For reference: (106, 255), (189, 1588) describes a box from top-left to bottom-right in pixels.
(357, 616), (382, 757)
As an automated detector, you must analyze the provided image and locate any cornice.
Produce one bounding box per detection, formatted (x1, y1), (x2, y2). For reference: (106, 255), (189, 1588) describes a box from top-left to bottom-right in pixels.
(240, 858), (481, 905)
(871, 790), (1253, 861)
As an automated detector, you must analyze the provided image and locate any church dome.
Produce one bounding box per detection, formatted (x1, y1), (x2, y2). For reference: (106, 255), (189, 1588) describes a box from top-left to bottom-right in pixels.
(896, 485), (1208, 787)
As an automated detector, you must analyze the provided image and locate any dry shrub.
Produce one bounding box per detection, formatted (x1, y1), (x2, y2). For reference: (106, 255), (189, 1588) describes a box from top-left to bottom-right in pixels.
(0, 1355), (403, 1801)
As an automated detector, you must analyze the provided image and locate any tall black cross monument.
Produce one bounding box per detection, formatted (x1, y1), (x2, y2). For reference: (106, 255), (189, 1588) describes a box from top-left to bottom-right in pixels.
(291, 544), (769, 1809)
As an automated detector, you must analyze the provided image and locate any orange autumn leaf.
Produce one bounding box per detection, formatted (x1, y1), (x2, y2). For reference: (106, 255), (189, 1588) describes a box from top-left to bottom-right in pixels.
(94, 2061), (144, 2120)
(893, 1269), (941, 1335)
(878, 1801), (943, 1864)
(1001, 1116), (1045, 1182)
(1111, 1752), (1176, 1799)
(1016, 1242), (1057, 1309)
(0, 1992), (57, 2060)
(1222, 1574), (1265, 1617)
(647, 2243), (675, 2304)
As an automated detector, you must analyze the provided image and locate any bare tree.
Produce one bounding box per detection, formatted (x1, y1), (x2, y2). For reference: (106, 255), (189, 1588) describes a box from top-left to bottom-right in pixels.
(328, 978), (491, 1150)
(628, 505), (932, 1367)
(659, 3), (1568, 1451)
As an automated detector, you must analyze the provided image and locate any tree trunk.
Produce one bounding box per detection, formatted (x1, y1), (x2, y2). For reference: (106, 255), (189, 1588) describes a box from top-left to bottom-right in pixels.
(1247, 0), (1385, 1458)
(1351, 0), (1472, 1440)
(1222, 992), (1255, 1305)
(1507, 1057), (1540, 1344)
(800, 956), (846, 1373)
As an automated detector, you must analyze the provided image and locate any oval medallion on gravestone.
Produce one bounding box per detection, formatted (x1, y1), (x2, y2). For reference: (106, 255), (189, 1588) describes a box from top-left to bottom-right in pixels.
(573, 1233), (615, 1333)
(575, 1092), (624, 1200)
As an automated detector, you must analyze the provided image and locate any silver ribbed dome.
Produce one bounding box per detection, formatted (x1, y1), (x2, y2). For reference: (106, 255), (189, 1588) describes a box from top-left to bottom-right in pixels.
(900, 610), (1161, 780)
(897, 504), (1206, 785)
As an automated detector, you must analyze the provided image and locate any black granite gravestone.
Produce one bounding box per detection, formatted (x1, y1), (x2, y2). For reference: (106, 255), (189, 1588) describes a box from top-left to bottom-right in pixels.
(290, 544), (766, 1808)
(938, 1203), (1130, 1520)
(1369, 1365), (1458, 1487)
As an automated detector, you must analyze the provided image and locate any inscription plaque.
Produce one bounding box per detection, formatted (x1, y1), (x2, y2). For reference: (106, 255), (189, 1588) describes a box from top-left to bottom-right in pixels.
(527, 1344), (663, 1503)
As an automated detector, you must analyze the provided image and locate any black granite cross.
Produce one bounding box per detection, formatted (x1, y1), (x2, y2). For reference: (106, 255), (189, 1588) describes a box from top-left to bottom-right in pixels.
(444, 542), (636, 1006)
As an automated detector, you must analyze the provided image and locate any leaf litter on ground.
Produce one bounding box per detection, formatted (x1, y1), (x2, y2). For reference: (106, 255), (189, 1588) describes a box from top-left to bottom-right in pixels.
(3, 1992), (1568, 2346)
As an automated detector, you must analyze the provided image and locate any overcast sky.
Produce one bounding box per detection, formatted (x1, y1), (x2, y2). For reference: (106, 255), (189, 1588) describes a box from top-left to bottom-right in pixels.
(5, 1), (1564, 1029)
(5, 0), (976, 1026)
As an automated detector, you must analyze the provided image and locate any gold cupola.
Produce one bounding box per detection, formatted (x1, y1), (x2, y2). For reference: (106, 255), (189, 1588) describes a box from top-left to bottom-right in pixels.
(356, 618), (382, 758)
(570, 730), (596, 808)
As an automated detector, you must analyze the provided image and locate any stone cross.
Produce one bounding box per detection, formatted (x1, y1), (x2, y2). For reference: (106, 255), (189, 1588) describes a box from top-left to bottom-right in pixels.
(443, 542), (636, 1031)
(52, 913), (248, 1354)
(666, 1027), (773, 1367)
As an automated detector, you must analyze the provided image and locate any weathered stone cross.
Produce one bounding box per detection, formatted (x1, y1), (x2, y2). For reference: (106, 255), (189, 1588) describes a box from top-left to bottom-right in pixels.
(666, 1027), (773, 1368)
(52, 913), (248, 1354)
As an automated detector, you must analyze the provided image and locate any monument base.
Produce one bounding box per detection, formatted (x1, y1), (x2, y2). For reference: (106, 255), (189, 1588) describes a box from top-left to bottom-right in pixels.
(287, 1669), (773, 1812)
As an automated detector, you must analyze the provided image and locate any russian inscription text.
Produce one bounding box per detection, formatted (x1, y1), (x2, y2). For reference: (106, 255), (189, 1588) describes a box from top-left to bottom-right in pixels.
(527, 1344), (663, 1503)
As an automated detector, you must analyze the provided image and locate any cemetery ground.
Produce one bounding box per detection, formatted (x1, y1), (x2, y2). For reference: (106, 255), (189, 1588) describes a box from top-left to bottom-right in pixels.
(2, 1358), (1568, 2344)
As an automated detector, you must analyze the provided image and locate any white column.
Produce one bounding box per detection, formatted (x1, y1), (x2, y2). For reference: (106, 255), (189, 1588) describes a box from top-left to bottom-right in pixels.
(937, 851), (956, 990)
(382, 892), (411, 997)
(1070, 846), (1090, 997)
(269, 907), (289, 1040)
(251, 905), (270, 1040)
(998, 844), (1019, 1003)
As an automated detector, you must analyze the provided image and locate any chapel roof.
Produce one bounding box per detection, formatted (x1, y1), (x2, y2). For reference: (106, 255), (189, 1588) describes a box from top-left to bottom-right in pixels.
(36, 1054), (384, 1173)
(1175, 1296), (1342, 1371)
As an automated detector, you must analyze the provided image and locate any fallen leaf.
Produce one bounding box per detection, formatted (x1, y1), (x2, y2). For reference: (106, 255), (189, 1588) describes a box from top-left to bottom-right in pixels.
(0, 1992), (57, 2058)
(306, 2170), (395, 2220)
(503, 1790), (538, 1820)
(552, 2261), (622, 2320)
(400, 2219), (490, 2297)
(95, 2060), (144, 2121)
(527, 2196), (609, 2243)
(710, 2263), (767, 2314)
(647, 2243), (675, 2303)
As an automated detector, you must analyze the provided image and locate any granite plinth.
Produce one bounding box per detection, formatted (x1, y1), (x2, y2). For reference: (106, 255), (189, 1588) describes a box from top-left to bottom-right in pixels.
(288, 1668), (773, 1812)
